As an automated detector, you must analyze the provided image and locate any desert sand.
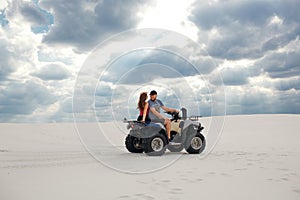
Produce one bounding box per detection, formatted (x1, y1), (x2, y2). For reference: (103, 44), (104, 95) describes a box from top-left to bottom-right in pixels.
(0, 115), (299, 200)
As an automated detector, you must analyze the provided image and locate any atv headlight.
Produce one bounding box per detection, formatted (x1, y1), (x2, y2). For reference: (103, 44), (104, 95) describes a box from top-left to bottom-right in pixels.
(193, 124), (198, 130)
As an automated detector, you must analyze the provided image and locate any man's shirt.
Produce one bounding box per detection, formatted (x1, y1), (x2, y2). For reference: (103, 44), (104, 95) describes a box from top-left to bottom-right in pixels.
(148, 99), (164, 120)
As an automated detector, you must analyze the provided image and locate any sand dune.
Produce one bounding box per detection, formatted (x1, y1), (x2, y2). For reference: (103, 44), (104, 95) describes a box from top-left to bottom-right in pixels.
(0, 115), (299, 200)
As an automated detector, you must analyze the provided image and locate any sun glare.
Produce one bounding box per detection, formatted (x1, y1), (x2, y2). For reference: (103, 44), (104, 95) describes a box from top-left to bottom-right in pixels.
(137, 0), (198, 42)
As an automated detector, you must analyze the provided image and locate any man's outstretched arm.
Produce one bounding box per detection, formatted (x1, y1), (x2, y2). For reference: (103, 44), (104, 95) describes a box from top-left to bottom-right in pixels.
(150, 107), (166, 119)
(161, 106), (178, 113)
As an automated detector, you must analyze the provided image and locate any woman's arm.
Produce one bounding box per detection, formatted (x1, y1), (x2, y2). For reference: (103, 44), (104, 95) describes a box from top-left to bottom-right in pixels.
(142, 102), (149, 122)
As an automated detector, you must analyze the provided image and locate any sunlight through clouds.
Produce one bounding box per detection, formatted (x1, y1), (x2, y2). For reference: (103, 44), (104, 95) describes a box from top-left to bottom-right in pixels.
(137, 0), (198, 42)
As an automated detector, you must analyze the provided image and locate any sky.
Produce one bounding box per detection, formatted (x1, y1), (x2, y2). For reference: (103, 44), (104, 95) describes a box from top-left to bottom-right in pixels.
(0, 0), (299, 122)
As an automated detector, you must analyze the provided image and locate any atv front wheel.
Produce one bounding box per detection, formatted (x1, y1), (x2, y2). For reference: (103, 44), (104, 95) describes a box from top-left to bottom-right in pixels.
(144, 134), (167, 156)
(185, 132), (206, 154)
(125, 135), (143, 153)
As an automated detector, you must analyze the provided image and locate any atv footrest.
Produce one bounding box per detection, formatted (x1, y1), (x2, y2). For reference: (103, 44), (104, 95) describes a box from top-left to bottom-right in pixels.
(168, 142), (181, 145)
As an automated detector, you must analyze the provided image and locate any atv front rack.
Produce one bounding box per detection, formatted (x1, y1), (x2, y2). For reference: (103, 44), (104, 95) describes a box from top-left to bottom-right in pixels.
(188, 115), (203, 121)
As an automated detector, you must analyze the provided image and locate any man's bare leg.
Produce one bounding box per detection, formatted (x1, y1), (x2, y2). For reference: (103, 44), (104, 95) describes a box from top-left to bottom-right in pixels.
(164, 119), (171, 141)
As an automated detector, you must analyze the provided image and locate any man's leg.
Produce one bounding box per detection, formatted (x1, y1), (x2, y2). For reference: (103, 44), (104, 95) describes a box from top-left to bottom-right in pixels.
(164, 118), (171, 141)
(152, 118), (171, 141)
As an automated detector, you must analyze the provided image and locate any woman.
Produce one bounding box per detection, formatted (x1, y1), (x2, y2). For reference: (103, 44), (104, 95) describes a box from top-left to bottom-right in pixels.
(137, 92), (151, 124)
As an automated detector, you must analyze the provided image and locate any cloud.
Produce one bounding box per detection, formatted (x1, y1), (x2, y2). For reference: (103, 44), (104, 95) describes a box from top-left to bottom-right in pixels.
(0, 80), (56, 117)
(5, 0), (51, 31)
(261, 31), (297, 52)
(273, 77), (300, 91)
(40, 0), (152, 51)
(189, 0), (300, 60)
(274, 89), (300, 114)
(92, 73), (217, 121)
(1, 0), (300, 122)
(256, 51), (300, 78)
(210, 67), (249, 86)
(250, 74), (300, 92)
(191, 1), (268, 30)
(0, 8), (9, 27)
(19, 1), (48, 26)
(224, 85), (273, 115)
(0, 3), (46, 79)
(224, 73), (300, 115)
(184, 0), (300, 117)
(0, 1), (79, 122)
(95, 82), (113, 97)
(138, 49), (215, 74)
(99, 48), (213, 85)
(0, 38), (14, 80)
(31, 63), (71, 80)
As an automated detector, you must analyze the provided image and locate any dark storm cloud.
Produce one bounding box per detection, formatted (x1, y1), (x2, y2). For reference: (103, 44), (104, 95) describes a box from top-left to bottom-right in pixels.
(20, 1), (48, 26)
(40, 0), (151, 51)
(224, 85), (298, 115)
(221, 67), (249, 86)
(5, 0), (48, 26)
(138, 50), (215, 75)
(100, 49), (211, 85)
(274, 78), (300, 91)
(0, 81), (56, 116)
(244, 90), (300, 114)
(256, 51), (300, 78)
(187, 0), (300, 116)
(261, 30), (300, 52)
(190, 0), (300, 60)
(191, 1), (273, 30)
(31, 64), (71, 80)
(210, 65), (255, 86)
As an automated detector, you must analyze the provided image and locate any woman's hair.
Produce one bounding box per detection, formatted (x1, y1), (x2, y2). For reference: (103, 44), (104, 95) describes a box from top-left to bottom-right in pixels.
(138, 92), (147, 110)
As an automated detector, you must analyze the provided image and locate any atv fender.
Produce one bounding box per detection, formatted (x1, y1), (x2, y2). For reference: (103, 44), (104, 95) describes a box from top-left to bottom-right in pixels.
(129, 125), (166, 139)
(181, 120), (197, 138)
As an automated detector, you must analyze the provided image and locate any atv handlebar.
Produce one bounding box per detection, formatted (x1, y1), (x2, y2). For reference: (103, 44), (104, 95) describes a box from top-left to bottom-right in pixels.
(165, 108), (202, 122)
(165, 111), (181, 122)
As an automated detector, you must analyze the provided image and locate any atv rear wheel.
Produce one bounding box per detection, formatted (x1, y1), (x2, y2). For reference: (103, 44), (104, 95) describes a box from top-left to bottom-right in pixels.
(185, 132), (206, 154)
(125, 135), (143, 153)
(144, 134), (167, 156)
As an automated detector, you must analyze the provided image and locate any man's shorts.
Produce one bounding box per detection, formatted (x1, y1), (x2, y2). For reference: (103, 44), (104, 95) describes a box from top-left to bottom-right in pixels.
(151, 118), (165, 125)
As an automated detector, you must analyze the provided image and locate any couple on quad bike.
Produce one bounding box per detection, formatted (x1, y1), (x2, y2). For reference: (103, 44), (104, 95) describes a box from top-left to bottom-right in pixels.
(137, 90), (179, 143)
(126, 89), (206, 156)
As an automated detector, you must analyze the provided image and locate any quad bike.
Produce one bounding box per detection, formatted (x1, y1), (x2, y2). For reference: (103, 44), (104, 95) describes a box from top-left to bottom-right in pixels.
(123, 108), (206, 156)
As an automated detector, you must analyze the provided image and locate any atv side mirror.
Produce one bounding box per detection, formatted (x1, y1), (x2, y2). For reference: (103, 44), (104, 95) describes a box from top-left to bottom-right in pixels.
(181, 108), (187, 120)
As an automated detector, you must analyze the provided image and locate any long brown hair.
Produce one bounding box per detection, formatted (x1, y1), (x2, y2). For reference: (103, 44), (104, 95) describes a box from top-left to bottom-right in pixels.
(138, 92), (148, 110)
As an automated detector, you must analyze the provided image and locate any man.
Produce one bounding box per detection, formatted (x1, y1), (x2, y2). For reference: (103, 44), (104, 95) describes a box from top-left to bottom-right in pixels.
(148, 90), (179, 142)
